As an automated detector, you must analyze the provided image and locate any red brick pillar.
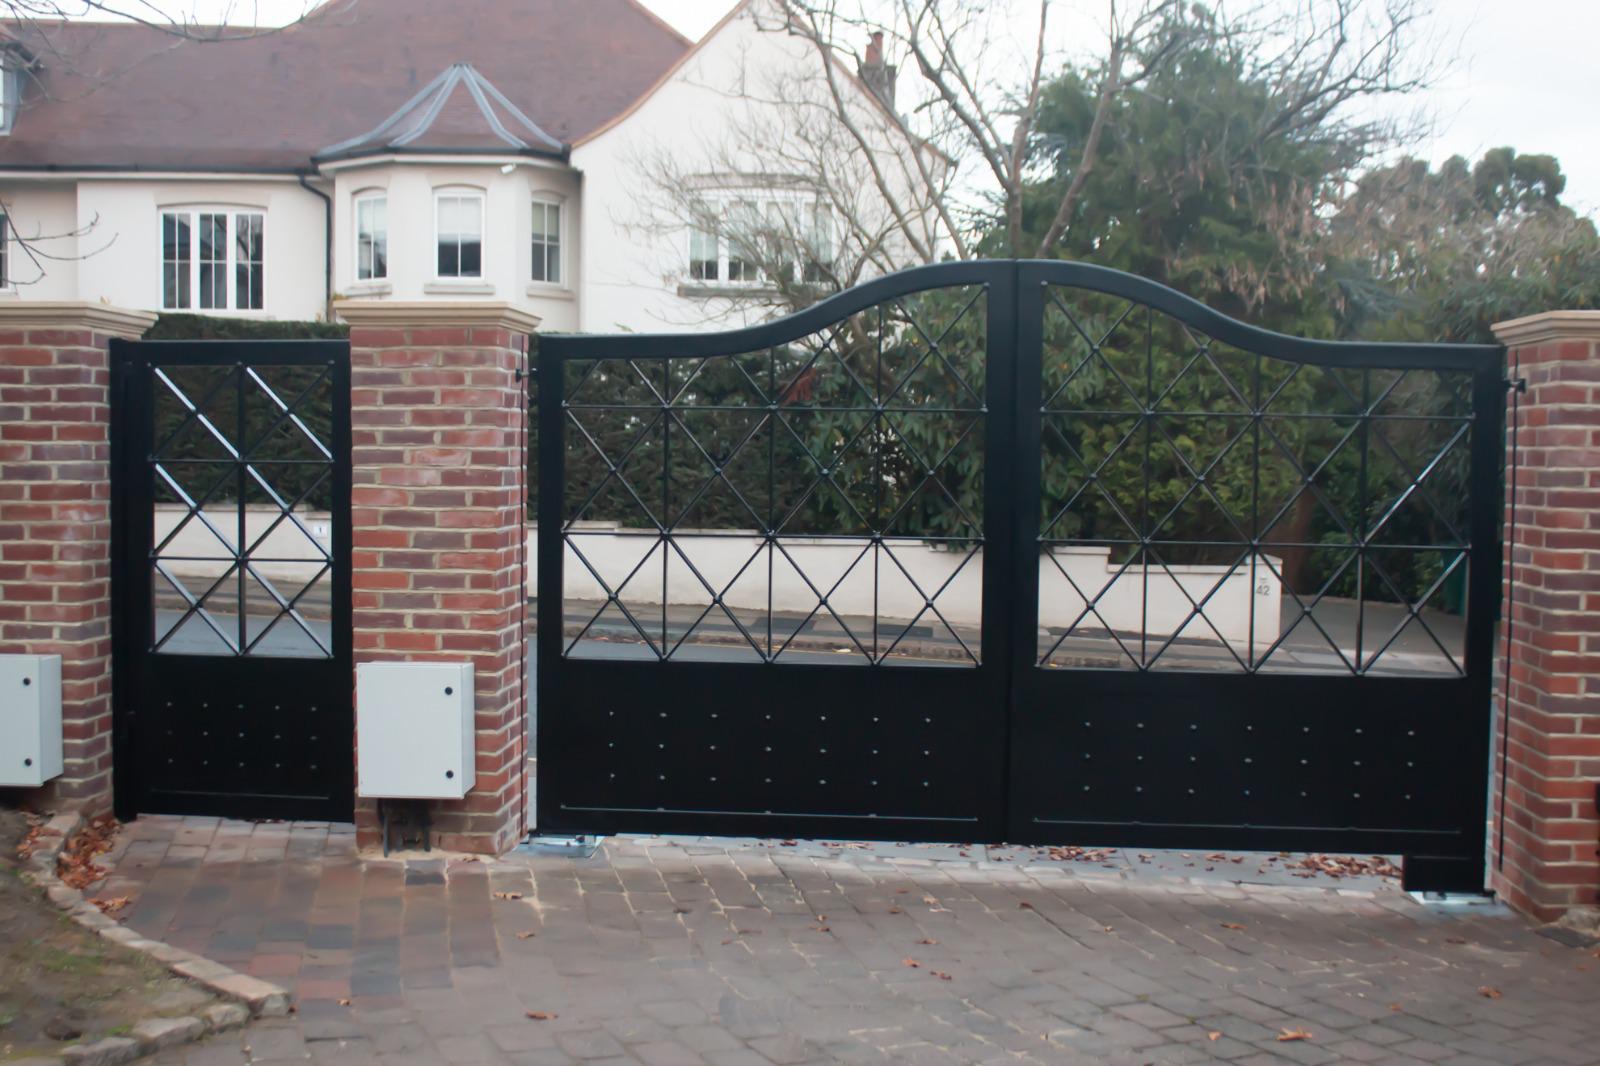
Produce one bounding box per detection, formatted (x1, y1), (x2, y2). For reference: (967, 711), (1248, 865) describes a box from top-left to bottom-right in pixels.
(0, 303), (156, 814)
(1491, 310), (1600, 922)
(335, 301), (536, 856)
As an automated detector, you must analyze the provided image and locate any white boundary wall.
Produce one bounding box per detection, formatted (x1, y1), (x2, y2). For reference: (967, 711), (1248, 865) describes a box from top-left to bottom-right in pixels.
(533, 525), (1281, 645)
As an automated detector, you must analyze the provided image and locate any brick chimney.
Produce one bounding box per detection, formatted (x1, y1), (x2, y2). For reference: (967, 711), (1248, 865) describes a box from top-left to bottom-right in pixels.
(859, 30), (897, 111)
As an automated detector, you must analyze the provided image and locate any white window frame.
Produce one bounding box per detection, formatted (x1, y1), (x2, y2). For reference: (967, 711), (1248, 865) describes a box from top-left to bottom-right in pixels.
(354, 192), (388, 283)
(159, 206), (266, 312)
(529, 195), (564, 288)
(432, 188), (485, 281)
(0, 214), (11, 290)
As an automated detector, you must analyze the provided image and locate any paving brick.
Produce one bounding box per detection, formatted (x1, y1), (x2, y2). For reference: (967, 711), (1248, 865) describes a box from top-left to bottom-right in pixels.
(95, 819), (1600, 1066)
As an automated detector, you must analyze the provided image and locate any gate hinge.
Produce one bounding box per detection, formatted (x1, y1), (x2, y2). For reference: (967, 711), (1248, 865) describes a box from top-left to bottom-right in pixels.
(1504, 376), (1526, 394)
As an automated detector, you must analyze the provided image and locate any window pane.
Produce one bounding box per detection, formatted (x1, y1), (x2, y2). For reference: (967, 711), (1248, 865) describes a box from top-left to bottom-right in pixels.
(234, 213), (263, 310)
(438, 240), (459, 276)
(198, 213), (226, 309)
(162, 213), (192, 310)
(459, 237), (481, 277)
(689, 226), (718, 281)
(727, 202), (758, 282)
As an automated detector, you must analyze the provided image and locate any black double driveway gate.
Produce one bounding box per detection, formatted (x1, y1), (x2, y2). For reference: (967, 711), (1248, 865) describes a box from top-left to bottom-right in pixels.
(538, 261), (1503, 892)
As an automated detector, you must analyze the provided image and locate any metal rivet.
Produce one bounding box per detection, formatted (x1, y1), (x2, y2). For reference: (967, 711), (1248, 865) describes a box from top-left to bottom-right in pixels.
(21, 677), (31, 687)
(445, 686), (453, 695)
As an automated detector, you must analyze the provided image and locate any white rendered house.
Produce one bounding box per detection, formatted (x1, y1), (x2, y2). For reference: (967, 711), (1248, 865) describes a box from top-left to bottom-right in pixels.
(0, 0), (932, 333)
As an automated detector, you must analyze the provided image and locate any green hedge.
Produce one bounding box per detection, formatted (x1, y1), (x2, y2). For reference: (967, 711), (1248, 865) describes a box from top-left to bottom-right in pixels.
(143, 313), (348, 340)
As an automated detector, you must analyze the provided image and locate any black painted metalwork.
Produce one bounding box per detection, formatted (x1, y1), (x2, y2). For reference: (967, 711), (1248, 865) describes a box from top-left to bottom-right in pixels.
(537, 261), (1502, 891)
(112, 339), (353, 822)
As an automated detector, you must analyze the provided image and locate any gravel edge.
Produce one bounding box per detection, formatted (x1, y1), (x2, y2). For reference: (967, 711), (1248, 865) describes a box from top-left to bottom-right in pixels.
(15, 810), (288, 1065)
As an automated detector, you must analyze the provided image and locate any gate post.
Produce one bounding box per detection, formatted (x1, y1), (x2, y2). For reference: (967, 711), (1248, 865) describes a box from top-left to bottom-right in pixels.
(335, 301), (536, 856)
(0, 303), (156, 814)
(1491, 310), (1600, 922)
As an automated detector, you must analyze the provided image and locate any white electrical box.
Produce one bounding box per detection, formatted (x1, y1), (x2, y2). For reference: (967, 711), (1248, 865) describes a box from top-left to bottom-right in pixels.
(356, 661), (476, 799)
(0, 655), (63, 787)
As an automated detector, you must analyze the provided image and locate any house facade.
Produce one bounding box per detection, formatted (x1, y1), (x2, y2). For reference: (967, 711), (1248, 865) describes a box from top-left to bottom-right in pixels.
(0, 0), (923, 333)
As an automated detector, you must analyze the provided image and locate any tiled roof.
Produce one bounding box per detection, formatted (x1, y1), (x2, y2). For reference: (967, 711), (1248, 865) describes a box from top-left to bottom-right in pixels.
(0, 0), (691, 171)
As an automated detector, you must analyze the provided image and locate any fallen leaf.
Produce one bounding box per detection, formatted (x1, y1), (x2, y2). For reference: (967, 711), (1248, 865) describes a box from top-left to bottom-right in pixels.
(917, 938), (939, 945)
(1277, 1028), (1313, 1042)
(89, 896), (131, 917)
(525, 1010), (557, 1020)
(336, 998), (351, 1006)
(1018, 901), (1035, 910)
(931, 970), (952, 981)
(811, 924), (831, 933)
(1102, 926), (1114, 932)
(895, 888), (909, 894)
(1389, 1003), (1402, 1012)
(902, 957), (921, 968)
(1446, 936), (1467, 945)
(1207, 1032), (1221, 1042)
(1478, 986), (1502, 999)
(492, 891), (523, 900)
(887, 906), (902, 914)
(921, 896), (939, 905)
(1220, 922), (1246, 931)
(516, 931), (537, 940)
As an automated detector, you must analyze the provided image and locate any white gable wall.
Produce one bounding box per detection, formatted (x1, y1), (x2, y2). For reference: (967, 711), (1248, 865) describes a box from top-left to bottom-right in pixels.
(572, 0), (935, 334)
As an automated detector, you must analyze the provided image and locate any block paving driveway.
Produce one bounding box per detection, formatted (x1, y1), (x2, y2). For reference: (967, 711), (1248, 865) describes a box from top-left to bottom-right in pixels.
(95, 817), (1600, 1065)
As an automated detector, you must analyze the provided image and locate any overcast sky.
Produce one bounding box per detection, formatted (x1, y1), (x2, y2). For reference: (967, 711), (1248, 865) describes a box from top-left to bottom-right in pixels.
(640, 0), (1599, 216)
(62, 0), (1599, 215)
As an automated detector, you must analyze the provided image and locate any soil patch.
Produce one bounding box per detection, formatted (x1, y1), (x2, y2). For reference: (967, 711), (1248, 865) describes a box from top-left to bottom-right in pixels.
(0, 807), (219, 1062)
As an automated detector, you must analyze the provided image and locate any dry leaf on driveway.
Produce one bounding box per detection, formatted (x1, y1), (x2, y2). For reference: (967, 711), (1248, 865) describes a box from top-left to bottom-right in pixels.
(1478, 986), (1502, 999)
(525, 1010), (557, 1020)
(902, 957), (921, 968)
(516, 931), (537, 939)
(1206, 1032), (1221, 1042)
(931, 970), (953, 981)
(1220, 922), (1246, 930)
(492, 891), (523, 900)
(917, 937), (939, 945)
(1277, 1028), (1313, 1042)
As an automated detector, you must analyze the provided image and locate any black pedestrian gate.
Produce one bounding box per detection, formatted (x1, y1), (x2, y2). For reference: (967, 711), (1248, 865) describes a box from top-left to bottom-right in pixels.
(536, 261), (1502, 891)
(111, 340), (353, 822)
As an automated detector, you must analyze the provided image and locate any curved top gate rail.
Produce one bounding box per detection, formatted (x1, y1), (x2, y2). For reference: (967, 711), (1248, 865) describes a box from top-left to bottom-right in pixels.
(546, 259), (1503, 373)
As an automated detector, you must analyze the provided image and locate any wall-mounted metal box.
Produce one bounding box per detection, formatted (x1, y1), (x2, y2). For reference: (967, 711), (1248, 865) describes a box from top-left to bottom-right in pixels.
(0, 654), (63, 787)
(356, 661), (475, 800)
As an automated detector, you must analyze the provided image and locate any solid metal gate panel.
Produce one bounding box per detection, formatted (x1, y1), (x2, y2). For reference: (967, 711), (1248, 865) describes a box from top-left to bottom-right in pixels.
(538, 263), (1016, 842)
(111, 340), (354, 822)
(536, 261), (1502, 891)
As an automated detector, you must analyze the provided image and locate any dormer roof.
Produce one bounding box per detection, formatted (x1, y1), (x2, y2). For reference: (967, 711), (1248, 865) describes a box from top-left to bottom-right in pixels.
(316, 62), (564, 162)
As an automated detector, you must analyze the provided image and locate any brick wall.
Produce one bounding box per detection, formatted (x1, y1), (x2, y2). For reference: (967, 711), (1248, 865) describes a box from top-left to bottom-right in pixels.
(337, 301), (536, 856)
(1491, 310), (1600, 922)
(0, 304), (155, 813)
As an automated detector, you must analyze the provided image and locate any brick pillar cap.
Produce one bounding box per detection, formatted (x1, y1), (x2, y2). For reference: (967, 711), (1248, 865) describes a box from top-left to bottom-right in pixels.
(1491, 309), (1600, 348)
(0, 301), (157, 339)
(333, 300), (541, 335)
